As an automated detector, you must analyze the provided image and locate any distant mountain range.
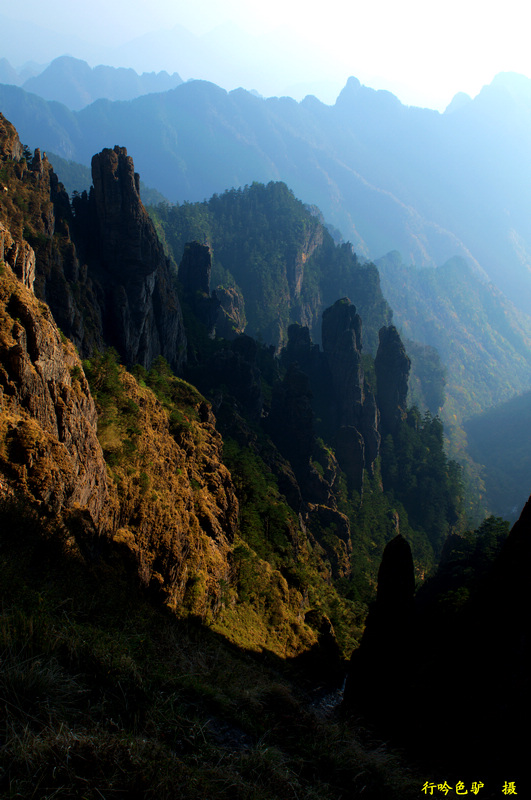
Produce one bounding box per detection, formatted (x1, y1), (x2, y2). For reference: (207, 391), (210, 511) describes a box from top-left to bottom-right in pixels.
(2, 69), (531, 317)
(465, 390), (531, 519)
(376, 251), (531, 518)
(0, 56), (182, 109)
(377, 252), (531, 425)
(0, 14), (350, 103)
(3, 64), (531, 517)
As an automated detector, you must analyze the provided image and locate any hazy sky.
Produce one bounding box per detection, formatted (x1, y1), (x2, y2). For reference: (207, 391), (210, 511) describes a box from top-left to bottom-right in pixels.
(4, 0), (531, 109)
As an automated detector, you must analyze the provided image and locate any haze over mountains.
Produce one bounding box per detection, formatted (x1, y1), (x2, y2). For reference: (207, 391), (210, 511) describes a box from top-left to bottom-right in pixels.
(3, 54), (531, 518)
(0, 56), (183, 110)
(0, 14), (348, 104)
(2, 65), (531, 311)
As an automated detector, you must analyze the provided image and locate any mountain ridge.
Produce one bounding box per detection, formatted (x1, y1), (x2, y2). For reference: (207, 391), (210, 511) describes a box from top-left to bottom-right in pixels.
(3, 71), (531, 313)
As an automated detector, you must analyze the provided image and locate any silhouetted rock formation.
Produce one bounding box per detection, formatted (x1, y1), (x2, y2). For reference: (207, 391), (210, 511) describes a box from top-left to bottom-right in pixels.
(322, 298), (364, 428)
(343, 533), (416, 723)
(375, 325), (410, 436)
(88, 146), (186, 370)
(178, 240), (211, 296)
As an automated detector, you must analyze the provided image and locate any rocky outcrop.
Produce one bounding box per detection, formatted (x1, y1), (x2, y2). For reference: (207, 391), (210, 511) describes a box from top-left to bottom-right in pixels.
(0, 221), (35, 290)
(178, 240), (211, 296)
(213, 286), (246, 339)
(0, 263), (109, 529)
(320, 298), (380, 487)
(322, 298), (364, 428)
(1, 115), (186, 374)
(343, 533), (416, 721)
(87, 146), (186, 371)
(375, 325), (410, 436)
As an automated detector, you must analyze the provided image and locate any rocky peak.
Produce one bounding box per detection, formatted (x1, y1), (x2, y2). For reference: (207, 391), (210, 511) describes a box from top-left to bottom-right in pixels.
(0, 112), (22, 161)
(376, 533), (416, 606)
(321, 298), (364, 427)
(74, 145), (186, 371)
(374, 325), (410, 436)
(178, 240), (212, 296)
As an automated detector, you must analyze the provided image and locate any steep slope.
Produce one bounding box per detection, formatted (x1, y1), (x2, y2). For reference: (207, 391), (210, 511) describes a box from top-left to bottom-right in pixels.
(0, 112), (238, 618)
(0, 261), (109, 527)
(377, 253), (531, 417)
(376, 251), (531, 515)
(465, 390), (531, 520)
(0, 111), (371, 658)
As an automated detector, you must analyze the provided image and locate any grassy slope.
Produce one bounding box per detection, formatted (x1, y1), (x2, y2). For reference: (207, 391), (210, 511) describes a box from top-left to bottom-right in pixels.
(0, 498), (420, 800)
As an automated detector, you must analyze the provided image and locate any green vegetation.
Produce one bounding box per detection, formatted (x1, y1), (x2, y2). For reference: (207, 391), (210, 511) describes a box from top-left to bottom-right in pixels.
(150, 181), (392, 352)
(381, 410), (465, 554)
(417, 515), (510, 619)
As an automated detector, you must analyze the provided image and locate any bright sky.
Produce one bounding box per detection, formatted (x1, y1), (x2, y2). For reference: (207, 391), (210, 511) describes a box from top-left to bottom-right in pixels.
(4, 0), (531, 109)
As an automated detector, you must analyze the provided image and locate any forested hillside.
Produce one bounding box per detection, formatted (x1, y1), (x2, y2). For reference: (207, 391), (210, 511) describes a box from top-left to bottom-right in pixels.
(150, 181), (391, 352)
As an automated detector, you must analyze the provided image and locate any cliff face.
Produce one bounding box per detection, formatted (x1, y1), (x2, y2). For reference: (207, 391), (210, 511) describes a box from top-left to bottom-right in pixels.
(0, 262), (109, 529)
(87, 146), (186, 371)
(322, 298), (364, 427)
(94, 361), (238, 615)
(0, 114), (236, 619)
(375, 325), (410, 436)
(0, 131), (188, 374)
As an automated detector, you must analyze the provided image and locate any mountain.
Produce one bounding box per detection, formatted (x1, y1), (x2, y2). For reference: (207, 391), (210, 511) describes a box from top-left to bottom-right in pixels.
(0, 57), (21, 86)
(6, 70), (531, 516)
(465, 390), (531, 520)
(0, 15), (348, 104)
(1, 112), (529, 795)
(150, 181), (392, 353)
(376, 251), (531, 518)
(1, 107), (465, 639)
(22, 56), (183, 110)
(3, 72), (531, 318)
